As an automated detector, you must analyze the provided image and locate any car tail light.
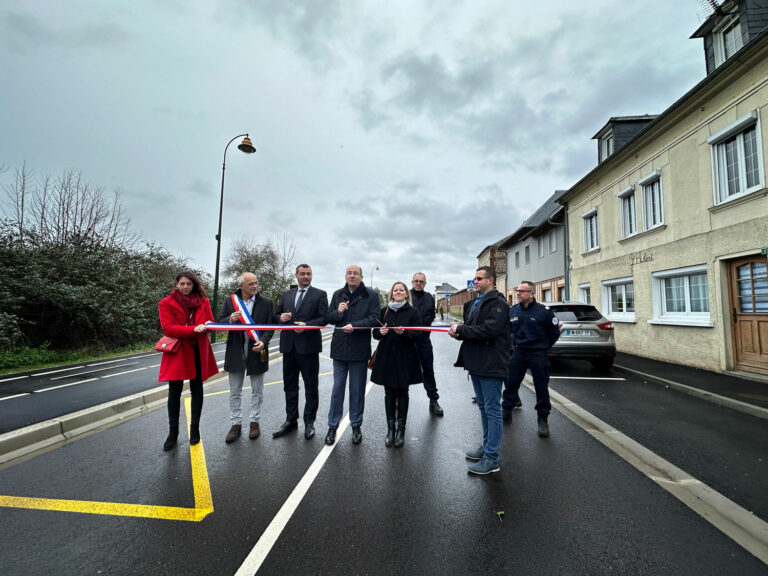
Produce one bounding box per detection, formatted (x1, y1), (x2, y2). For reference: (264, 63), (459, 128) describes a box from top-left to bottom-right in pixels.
(597, 321), (614, 330)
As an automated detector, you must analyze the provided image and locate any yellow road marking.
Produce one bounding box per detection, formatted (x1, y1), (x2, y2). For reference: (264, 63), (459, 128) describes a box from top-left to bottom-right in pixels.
(0, 397), (213, 522)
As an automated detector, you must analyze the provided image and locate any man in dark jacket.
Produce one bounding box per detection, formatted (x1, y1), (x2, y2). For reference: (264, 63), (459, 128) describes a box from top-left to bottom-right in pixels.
(325, 265), (380, 446)
(504, 280), (560, 438)
(273, 264), (329, 440)
(410, 272), (443, 416)
(218, 273), (274, 443)
(449, 266), (509, 475)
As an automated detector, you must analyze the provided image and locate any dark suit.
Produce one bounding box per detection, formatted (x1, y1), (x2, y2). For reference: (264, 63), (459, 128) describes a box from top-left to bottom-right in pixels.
(275, 285), (329, 424)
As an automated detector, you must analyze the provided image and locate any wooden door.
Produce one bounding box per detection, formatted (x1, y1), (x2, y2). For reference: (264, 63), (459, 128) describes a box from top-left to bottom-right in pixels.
(729, 257), (768, 374)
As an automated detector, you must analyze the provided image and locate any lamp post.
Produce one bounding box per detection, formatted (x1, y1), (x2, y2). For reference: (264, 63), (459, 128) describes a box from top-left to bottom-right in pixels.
(211, 134), (256, 342)
(370, 265), (380, 290)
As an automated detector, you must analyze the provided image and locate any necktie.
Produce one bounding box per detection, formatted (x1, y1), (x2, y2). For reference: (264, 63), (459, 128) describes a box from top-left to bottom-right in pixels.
(469, 297), (481, 320)
(296, 289), (305, 311)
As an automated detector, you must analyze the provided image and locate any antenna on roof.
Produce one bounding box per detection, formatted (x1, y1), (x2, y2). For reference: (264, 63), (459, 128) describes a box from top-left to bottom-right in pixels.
(696, 0), (723, 21)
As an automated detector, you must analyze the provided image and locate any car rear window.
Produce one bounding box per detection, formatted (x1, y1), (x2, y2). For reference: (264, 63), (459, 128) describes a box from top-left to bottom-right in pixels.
(547, 305), (603, 322)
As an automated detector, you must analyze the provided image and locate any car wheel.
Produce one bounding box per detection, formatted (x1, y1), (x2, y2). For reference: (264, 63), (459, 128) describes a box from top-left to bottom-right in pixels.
(591, 357), (614, 371)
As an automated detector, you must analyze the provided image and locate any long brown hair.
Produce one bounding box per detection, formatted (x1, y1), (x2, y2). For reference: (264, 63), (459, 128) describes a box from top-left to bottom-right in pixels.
(175, 271), (208, 297)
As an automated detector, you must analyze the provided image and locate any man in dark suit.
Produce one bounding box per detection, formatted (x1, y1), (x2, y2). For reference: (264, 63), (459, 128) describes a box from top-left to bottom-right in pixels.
(218, 273), (274, 443)
(273, 264), (329, 440)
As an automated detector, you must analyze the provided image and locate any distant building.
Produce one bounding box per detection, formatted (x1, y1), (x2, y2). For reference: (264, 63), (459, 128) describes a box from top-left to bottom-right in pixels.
(476, 238), (509, 296)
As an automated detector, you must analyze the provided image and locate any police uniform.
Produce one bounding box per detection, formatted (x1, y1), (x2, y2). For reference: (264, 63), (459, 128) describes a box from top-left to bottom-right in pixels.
(503, 298), (560, 420)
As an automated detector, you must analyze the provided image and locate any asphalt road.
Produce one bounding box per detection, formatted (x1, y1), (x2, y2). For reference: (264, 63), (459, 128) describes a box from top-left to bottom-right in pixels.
(0, 333), (766, 575)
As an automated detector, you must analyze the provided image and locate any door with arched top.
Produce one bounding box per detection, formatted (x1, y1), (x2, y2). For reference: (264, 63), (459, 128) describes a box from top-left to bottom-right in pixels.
(729, 257), (768, 374)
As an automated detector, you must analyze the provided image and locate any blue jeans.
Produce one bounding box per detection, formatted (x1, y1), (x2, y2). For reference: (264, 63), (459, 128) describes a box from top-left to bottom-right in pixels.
(471, 375), (503, 463)
(328, 360), (367, 428)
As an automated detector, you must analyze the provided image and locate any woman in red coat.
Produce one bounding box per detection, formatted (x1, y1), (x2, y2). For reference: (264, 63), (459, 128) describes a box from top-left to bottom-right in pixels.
(158, 271), (219, 450)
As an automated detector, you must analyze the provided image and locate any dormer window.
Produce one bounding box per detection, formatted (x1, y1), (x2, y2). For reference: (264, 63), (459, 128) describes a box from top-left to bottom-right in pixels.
(599, 131), (614, 162)
(714, 14), (743, 67)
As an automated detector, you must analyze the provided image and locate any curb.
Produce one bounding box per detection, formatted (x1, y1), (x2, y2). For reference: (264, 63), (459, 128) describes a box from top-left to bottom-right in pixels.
(0, 347), (286, 465)
(613, 364), (768, 421)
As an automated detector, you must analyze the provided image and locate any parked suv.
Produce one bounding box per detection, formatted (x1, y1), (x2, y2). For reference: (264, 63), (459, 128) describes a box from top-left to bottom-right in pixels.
(543, 302), (615, 370)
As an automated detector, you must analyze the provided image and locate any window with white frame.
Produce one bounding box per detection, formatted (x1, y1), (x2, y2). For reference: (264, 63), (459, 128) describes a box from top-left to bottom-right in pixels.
(600, 132), (614, 162)
(639, 172), (663, 229)
(601, 277), (635, 321)
(582, 209), (599, 252)
(618, 186), (636, 238)
(578, 283), (591, 304)
(524, 245), (530, 264)
(650, 265), (711, 326)
(537, 237), (545, 259)
(714, 15), (743, 68)
(709, 111), (764, 205)
(515, 251), (520, 268)
(548, 229), (557, 253)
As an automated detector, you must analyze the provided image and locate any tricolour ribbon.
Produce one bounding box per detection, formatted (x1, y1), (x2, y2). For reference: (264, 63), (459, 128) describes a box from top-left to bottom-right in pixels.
(206, 324), (453, 333)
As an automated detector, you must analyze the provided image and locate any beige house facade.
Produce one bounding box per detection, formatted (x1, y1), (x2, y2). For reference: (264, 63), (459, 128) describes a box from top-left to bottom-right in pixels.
(562, 27), (768, 375)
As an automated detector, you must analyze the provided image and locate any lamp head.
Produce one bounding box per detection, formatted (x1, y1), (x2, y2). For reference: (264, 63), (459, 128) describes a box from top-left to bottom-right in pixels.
(238, 136), (256, 154)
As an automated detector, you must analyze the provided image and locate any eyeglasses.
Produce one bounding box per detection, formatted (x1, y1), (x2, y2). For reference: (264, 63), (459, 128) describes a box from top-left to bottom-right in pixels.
(473, 276), (488, 281)
(515, 289), (532, 293)
(412, 280), (425, 284)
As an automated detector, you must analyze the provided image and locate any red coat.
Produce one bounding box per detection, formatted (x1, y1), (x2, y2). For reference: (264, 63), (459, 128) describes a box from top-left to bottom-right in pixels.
(157, 293), (219, 383)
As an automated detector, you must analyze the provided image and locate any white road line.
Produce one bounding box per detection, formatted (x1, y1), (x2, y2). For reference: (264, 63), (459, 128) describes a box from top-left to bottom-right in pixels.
(550, 376), (625, 381)
(33, 366), (86, 376)
(0, 375), (29, 383)
(0, 393), (31, 401)
(235, 380), (374, 576)
(37, 378), (100, 392)
(50, 362), (139, 380)
(100, 367), (147, 378)
(535, 379), (768, 564)
(86, 358), (136, 367)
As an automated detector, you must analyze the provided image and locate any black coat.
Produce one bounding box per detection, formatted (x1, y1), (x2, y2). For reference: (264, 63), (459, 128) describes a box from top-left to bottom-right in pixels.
(410, 288), (436, 338)
(327, 283), (380, 362)
(370, 303), (424, 389)
(274, 286), (329, 354)
(218, 290), (274, 375)
(454, 289), (510, 379)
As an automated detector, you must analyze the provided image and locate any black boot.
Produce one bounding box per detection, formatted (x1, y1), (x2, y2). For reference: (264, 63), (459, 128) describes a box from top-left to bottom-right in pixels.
(163, 426), (178, 451)
(394, 421), (405, 448)
(189, 424), (201, 445)
(385, 421), (395, 447)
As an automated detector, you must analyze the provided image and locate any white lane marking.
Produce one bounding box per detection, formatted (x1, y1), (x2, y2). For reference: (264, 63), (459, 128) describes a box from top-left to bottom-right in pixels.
(100, 367), (147, 378)
(50, 362), (139, 380)
(33, 366), (86, 376)
(550, 376), (625, 380)
(535, 379), (768, 564)
(148, 364), (160, 368)
(235, 379), (374, 576)
(127, 354), (157, 360)
(0, 375), (29, 383)
(0, 393), (31, 401)
(37, 378), (100, 392)
(86, 358), (135, 367)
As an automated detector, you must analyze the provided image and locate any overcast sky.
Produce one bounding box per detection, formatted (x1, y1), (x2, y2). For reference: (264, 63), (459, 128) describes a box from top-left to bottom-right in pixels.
(1, 1), (709, 296)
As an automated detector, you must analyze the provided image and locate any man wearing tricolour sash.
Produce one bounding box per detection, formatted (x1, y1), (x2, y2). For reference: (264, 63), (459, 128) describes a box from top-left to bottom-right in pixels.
(218, 272), (274, 443)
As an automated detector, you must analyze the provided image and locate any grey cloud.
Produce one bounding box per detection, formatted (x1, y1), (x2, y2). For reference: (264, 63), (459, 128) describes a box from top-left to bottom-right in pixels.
(185, 179), (213, 197)
(1, 10), (130, 53)
(348, 89), (391, 131)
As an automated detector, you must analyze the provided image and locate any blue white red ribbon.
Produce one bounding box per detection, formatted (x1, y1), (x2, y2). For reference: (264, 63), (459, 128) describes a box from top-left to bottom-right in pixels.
(206, 324), (453, 333)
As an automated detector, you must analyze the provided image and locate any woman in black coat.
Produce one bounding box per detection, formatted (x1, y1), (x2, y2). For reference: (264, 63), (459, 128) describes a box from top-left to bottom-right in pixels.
(371, 281), (424, 447)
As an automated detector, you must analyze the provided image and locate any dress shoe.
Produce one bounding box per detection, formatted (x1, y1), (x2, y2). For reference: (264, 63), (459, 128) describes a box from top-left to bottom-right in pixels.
(429, 399), (444, 416)
(249, 422), (261, 439)
(304, 423), (315, 440)
(163, 427), (178, 451)
(225, 424), (242, 443)
(325, 427), (337, 445)
(189, 424), (201, 445)
(351, 426), (363, 444)
(537, 418), (550, 438)
(501, 408), (512, 421)
(272, 421), (298, 438)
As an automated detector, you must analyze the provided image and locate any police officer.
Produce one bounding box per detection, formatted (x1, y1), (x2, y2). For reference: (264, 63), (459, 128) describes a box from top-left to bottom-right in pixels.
(503, 281), (560, 437)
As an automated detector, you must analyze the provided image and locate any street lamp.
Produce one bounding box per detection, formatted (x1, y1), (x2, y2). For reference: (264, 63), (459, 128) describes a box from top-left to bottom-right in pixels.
(370, 265), (380, 290)
(211, 134), (256, 341)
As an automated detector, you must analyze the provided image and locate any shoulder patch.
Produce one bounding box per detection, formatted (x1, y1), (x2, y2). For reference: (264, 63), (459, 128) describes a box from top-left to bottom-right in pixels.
(552, 316), (559, 325)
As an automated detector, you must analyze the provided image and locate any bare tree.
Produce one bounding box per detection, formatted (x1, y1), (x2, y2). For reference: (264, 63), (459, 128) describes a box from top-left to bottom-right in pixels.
(2, 163), (34, 242)
(222, 234), (293, 303)
(275, 232), (297, 284)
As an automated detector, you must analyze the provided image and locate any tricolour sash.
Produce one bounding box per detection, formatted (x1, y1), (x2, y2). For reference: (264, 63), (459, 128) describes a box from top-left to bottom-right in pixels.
(232, 294), (261, 342)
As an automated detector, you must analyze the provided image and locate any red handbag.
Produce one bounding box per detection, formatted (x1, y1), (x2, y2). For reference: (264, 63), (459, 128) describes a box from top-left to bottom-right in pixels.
(155, 335), (181, 353)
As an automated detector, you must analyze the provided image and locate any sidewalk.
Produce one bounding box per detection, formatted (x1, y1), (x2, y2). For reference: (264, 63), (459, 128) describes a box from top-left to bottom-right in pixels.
(614, 352), (768, 418)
